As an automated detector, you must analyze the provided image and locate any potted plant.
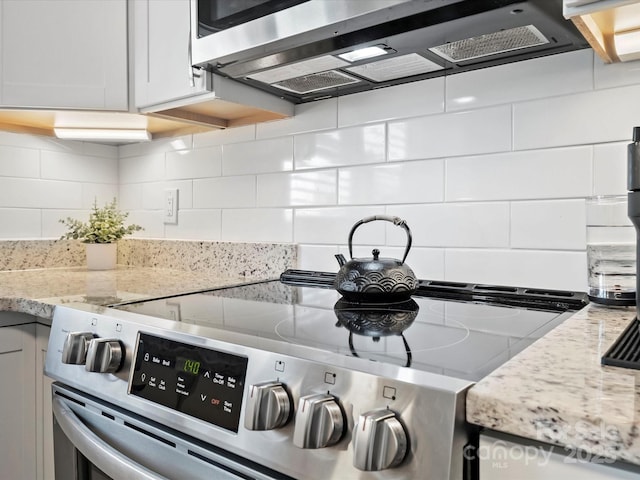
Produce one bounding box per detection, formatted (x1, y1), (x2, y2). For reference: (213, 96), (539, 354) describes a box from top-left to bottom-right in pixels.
(59, 198), (143, 270)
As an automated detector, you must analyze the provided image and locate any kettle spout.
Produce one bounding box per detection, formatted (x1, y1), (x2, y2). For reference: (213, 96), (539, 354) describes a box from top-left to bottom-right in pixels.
(335, 254), (347, 267)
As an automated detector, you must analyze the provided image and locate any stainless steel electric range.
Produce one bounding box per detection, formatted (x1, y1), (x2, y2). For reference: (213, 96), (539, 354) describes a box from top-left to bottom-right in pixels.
(44, 270), (587, 480)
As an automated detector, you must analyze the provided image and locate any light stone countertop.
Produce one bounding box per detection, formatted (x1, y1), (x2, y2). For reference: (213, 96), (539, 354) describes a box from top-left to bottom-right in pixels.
(7, 259), (640, 467)
(466, 303), (640, 465)
(0, 266), (271, 320)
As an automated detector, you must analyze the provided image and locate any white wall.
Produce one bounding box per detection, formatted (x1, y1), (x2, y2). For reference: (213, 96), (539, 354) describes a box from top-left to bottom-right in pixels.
(0, 132), (118, 239)
(1, 49), (639, 291)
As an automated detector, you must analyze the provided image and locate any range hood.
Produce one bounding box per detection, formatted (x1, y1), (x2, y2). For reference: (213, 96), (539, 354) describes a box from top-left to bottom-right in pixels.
(563, 0), (640, 63)
(192, 0), (589, 104)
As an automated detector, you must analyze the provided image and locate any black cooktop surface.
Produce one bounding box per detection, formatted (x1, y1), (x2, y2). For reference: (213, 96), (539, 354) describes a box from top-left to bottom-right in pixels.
(112, 271), (586, 382)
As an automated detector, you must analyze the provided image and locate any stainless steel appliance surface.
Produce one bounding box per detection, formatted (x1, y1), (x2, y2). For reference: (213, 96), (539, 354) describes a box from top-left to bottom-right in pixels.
(191, 0), (588, 103)
(44, 270), (586, 479)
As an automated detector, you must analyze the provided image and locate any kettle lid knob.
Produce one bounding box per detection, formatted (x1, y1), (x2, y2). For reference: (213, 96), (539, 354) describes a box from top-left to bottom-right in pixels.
(372, 248), (380, 260)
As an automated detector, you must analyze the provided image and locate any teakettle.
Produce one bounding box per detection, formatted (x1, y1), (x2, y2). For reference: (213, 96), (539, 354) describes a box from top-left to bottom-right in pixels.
(334, 215), (418, 302)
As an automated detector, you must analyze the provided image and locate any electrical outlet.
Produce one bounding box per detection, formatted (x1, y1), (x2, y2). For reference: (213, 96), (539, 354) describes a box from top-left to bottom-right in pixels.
(164, 188), (178, 224)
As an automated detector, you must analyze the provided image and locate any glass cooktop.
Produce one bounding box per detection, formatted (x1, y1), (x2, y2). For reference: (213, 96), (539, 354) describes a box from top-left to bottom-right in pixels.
(112, 273), (583, 382)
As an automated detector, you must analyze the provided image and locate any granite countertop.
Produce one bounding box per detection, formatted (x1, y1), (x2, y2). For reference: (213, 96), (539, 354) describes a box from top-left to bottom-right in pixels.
(0, 266), (270, 320)
(7, 261), (640, 466)
(467, 303), (640, 465)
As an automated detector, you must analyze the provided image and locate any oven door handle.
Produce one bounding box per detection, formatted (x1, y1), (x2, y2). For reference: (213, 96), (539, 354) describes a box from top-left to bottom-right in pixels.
(53, 396), (169, 480)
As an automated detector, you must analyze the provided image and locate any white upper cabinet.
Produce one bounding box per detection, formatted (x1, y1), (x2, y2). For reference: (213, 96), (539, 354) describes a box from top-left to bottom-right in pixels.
(0, 0), (128, 110)
(134, 0), (209, 109)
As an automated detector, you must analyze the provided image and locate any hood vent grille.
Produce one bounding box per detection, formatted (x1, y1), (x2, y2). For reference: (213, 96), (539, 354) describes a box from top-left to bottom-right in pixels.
(209, 1), (589, 103)
(430, 25), (549, 63)
(272, 70), (360, 94)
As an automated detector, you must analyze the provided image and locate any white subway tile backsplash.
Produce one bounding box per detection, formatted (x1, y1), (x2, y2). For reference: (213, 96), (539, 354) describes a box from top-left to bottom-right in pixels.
(257, 170), (337, 207)
(194, 124), (256, 148)
(193, 176), (256, 208)
(446, 147), (592, 201)
(593, 142), (627, 195)
(446, 50), (593, 112)
(294, 207), (386, 245)
(81, 184), (119, 209)
(0, 145), (39, 177)
(445, 249), (587, 292)
(445, 249), (587, 291)
(164, 209), (221, 241)
(0, 47), (630, 293)
(0, 133), (113, 157)
(388, 106), (511, 161)
(0, 178), (82, 208)
(223, 137), (293, 175)
(513, 84), (640, 150)
(295, 124), (385, 170)
(118, 183), (144, 211)
(0, 208), (41, 238)
(256, 99), (337, 139)
(166, 146), (222, 179)
(338, 160), (444, 205)
(41, 150), (118, 184)
(118, 135), (193, 159)
(511, 200), (586, 250)
(43, 209), (84, 238)
(118, 142), (141, 159)
(382, 246), (445, 281)
(387, 203), (510, 248)
(337, 78), (445, 127)
(0, 131), (59, 150)
(221, 208), (293, 242)
(119, 154), (165, 184)
(78, 141), (119, 159)
(127, 210), (165, 238)
(594, 56), (640, 90)
(39, 180), (85, 209)
(297, 244), (340, 271)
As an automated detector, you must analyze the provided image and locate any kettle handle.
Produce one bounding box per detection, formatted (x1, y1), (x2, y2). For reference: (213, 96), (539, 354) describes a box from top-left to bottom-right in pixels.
(348, 215), (412, 264)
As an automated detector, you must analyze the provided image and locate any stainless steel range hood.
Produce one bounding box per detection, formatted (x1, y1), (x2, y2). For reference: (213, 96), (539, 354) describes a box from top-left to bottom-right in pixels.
(192, 0), (589, 103)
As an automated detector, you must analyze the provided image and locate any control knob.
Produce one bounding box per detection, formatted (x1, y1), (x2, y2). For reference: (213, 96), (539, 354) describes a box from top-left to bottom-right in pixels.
(61, 332), (94, 364)
(353, 409), (407, 471)
(293, 393), (344, 449)
(85, 338), (124, 373)
(244, 381), (291, 430)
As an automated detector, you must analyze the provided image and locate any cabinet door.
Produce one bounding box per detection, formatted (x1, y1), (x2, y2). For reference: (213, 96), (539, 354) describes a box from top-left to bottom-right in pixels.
(1, 0), (128, 110)
(480, 434), (640, 479)
(0, 323), (36, 480)
(36, 324), (53, 480)
(134, 0), (209, 109)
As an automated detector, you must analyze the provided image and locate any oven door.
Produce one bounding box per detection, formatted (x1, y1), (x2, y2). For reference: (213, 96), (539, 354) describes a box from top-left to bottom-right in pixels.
(52, 383), (287, 480)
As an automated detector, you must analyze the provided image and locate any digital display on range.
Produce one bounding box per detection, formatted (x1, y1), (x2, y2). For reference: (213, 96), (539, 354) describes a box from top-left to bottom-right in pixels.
(129, 333), (248, 433)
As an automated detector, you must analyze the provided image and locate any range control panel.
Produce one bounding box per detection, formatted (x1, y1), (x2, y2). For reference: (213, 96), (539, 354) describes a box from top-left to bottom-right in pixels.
(129, 333), (248, 433)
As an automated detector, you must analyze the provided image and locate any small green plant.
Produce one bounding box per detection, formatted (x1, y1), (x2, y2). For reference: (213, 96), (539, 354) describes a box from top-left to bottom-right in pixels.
(59, 198), (143, 244)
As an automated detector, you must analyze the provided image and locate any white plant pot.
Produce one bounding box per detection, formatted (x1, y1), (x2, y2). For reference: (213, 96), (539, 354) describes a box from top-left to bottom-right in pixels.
(85, 243), (117, 270)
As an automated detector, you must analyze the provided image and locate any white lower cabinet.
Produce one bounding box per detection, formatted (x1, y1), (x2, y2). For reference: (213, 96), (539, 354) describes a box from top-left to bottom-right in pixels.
(0, 321), (36, 480)
(36, 324), (53, 480)
(480, 432), (640, 479)
(0, 315), (53, 480)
